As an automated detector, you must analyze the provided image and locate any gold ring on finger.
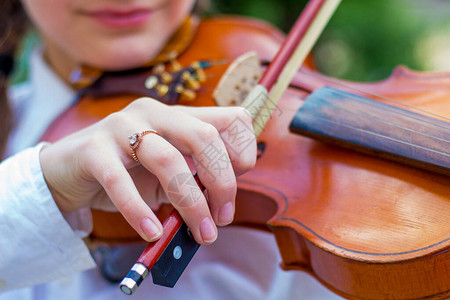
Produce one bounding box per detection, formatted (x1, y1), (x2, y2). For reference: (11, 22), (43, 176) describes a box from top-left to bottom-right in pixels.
(128, 130), (160, 163)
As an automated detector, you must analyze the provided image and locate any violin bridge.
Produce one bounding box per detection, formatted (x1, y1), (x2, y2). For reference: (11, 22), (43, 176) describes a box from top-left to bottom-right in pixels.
(213, 51), (262, 107)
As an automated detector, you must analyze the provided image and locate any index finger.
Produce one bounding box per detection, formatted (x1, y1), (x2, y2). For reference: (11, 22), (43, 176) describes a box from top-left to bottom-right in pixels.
(129, 132), (218, 245)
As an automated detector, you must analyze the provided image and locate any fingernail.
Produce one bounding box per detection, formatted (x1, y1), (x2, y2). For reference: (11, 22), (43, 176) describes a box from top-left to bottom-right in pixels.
(218, 202), (234, 225)
(140, 218), (162, 241)
(200, 217), (217, 243)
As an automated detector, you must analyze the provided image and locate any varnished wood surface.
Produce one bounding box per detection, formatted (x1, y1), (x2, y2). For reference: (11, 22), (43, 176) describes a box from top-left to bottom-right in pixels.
(236, 68), (450, 299)
(40, 17), (450, 299)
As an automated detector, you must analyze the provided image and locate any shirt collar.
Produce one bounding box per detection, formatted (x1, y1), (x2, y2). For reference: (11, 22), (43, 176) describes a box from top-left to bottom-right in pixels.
(30, 48), (76, 106)
(6, 48), (77, 156)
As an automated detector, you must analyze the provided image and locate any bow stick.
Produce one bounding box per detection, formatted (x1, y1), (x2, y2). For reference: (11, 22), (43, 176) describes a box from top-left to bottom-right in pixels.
(120, 0), (341, 295)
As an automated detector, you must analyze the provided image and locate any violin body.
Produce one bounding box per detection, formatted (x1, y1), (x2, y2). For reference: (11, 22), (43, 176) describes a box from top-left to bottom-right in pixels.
(238, 67), (450, 299)
(41, 16), (450, 299)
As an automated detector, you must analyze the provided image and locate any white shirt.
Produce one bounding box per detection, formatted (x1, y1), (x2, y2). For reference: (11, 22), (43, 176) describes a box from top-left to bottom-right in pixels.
(0, 50), (342, 299)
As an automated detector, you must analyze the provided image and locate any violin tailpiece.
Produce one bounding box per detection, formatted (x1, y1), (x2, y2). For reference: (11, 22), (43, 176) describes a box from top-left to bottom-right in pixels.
(82, 61), (210, 104)
(289, 86), (450, 176)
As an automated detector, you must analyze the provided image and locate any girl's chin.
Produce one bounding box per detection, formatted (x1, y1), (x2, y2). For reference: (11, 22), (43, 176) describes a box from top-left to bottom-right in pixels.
(70, 30), (170, 70)
(79, 45), (162, 70)
(80, 54), (154, 71)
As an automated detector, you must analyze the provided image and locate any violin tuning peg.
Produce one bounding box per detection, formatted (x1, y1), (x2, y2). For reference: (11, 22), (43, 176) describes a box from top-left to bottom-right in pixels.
(175, 84), (196, 101)
(175, 84), (185, 95)
(167, 51), (182, 71)
(156, 84), (169, 96)
(187, 79), (200, 90)
(191, 62), (206, 83)
(181, 89), (196, 101)
(161, 72), (173, 84)
(182, 71), (200, 90)
(170, 59), (182, 72)
(153, 64), (165, 74)
(195, 69), (206, 83)
(145, 75), (158, 90)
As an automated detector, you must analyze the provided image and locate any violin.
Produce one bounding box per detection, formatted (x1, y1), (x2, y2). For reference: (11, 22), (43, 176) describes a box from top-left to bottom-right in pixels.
(40, 2), (450, 299)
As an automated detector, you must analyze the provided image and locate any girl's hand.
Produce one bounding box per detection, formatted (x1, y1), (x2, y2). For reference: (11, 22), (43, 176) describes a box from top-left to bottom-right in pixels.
(39, 98), (256, 245)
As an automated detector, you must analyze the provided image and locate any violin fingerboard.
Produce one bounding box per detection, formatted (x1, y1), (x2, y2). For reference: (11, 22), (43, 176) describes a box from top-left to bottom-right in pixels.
(289, 87), (450, 176)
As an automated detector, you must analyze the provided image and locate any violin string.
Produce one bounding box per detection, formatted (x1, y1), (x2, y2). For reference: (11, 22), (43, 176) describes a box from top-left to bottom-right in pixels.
(204, 61), (450, 144)
(279, 86), (450, 146)
(308, 114), (450, 157)
(310, 94), (450, 145)
(280, 93), (450, 155)
(292, 69), (450, 144)
(221, 59), (450, 124)
(298, 68), (450, 124)
(210, 59), (229, 66)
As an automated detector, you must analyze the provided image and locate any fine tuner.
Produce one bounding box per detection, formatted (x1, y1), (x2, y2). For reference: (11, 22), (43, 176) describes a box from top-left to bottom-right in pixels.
(77, 57), (210, 105)
(142, 58), (205, 102)
(75, 52), (261, 108)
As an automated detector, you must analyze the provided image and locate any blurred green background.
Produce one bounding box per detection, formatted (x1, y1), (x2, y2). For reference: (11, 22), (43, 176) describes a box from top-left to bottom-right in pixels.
(208, 0), (450, 82)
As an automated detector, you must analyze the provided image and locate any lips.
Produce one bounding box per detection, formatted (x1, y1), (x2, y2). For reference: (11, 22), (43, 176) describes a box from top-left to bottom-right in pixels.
(85, 8), (153, 28)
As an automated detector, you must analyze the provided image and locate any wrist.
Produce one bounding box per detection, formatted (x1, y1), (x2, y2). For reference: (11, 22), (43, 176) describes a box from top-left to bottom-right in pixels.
(39, 142), (70, 212)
